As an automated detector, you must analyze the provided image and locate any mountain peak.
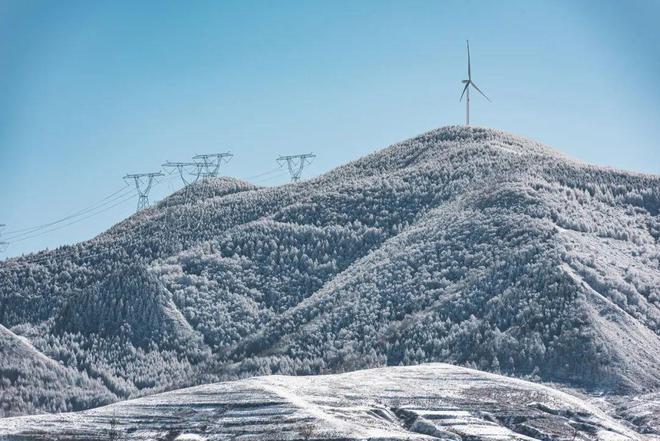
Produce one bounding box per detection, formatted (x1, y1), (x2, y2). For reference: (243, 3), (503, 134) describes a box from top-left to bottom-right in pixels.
(322, 125), (566, 185)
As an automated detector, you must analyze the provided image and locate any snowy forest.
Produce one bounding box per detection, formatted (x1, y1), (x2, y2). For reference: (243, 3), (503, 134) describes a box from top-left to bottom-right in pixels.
(1, 126), (658, 417)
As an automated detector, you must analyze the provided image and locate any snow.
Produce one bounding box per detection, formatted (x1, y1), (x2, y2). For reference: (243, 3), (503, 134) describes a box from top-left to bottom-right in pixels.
(175, 435), (206, 441)
(0, 363), (649, 440)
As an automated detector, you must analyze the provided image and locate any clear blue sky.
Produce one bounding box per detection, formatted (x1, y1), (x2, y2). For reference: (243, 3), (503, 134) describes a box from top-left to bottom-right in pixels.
(1, 0), (659, 258)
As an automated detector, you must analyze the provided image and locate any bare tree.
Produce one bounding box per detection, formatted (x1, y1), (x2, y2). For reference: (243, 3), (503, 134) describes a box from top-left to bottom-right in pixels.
(299, 423), (315, 440)
(108, 412), (119, 441)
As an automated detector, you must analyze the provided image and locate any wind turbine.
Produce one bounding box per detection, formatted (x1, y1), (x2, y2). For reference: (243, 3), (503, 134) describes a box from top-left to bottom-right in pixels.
(460, 40), (491, 125)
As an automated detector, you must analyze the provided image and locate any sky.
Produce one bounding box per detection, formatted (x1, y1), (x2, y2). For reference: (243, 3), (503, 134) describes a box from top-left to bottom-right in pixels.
(0, 0), (659, 258)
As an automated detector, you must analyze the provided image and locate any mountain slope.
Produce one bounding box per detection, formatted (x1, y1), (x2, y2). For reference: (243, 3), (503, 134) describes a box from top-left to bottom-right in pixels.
(0, 324), (115, 416)
(0, 363), (650, 440)
(1, 126), (658, 416)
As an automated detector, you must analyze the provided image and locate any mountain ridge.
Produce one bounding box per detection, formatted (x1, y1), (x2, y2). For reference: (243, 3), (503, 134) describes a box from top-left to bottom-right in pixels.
(1, 126), (658, 418)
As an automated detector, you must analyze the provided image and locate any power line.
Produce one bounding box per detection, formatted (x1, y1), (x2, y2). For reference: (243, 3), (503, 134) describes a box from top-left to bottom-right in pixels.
(244, 167), (283, 180)
(1, 175), (179, 266)
(8, 192), (138, 244)
(251, 171), (289, 184)
(3, 185), (132, 239)
(2, 159), (292, 251)
(4, 176), (171, 249)
(1, 168), (294, 268)
(0, 225), (8, 253)
(2, 245), (128, 269)
(3, 174), (178, 253)
(4, 188), (135, 242)
(1, 154), (319, 263)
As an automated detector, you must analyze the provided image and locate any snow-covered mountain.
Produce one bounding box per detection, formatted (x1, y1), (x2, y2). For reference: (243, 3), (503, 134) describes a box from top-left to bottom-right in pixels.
(1, 126), (658, 419)
(0, 363), (652, 440)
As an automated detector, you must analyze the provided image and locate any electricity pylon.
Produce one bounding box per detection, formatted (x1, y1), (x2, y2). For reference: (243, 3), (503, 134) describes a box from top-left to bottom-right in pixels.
(192, 152), (233, 179)
(277, 153), (316, 182)
(123, 172), (164, 212)
(0, 224), (8, 253)
(162, 161), (202, 186)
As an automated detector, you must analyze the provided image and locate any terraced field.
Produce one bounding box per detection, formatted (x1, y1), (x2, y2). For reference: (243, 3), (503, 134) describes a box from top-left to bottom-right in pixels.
(0, 363), (649, 440)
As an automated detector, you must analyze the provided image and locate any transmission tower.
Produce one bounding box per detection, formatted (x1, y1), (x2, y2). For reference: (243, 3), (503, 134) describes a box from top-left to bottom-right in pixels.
(123, 172), (164, 212)
(192, 152), (233, 179)
(0, 224), (8, 253)
(277, 153), (316, 182)
(162, 161), (202, 186)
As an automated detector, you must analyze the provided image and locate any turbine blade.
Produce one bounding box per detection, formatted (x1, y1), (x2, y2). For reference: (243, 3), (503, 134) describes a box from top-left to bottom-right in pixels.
(470, 81), (491, 102)
(467, 40), (471, 80)
(459, 82), (469, 101)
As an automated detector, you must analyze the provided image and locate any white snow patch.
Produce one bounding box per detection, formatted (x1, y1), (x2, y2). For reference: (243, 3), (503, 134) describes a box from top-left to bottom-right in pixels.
(175, 435), (206, 441)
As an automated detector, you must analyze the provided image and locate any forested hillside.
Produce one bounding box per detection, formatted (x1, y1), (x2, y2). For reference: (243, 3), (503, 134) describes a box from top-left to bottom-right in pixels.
(1, 126), (658, 416)
(0, 324), (115, 416)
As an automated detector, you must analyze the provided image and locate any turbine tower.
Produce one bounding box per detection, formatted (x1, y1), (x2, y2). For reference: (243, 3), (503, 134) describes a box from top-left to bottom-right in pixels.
(460, 40), (491, 125)
(192, 152), (233, 179)
(124, 172), (164, 212)
(277, 153), (316, 182)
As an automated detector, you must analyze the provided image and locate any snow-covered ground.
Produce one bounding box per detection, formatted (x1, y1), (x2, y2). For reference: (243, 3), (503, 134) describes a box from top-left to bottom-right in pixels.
(0, 363), (651, 440)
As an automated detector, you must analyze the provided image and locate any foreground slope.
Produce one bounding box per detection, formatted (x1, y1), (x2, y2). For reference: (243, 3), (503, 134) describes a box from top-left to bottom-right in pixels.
(0, 363), (649, 441)
(0, 126), (658, 416)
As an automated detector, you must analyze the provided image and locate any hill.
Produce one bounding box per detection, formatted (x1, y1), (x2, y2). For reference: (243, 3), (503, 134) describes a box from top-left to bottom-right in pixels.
(0, 126), (658, 416)
(0, 363), (650, 440)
